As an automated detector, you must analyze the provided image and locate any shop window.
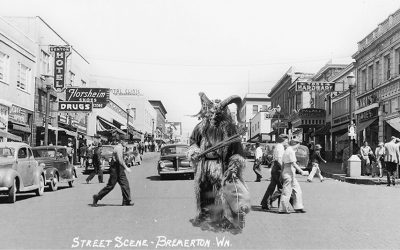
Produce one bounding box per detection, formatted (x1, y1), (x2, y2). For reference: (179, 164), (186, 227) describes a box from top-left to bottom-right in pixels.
(252, 105), (258, 115)
(17, 63), (31, 92)
(0, 51), (10, 84)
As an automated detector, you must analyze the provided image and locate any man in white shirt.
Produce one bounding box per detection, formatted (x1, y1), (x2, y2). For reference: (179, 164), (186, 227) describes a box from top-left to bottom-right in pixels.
(279, 139), (308, 214)
(253, 142), (263, 182)
(260, 134), (288, 210)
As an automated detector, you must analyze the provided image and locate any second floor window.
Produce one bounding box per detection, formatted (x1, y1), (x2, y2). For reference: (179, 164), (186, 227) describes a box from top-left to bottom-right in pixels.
(384, 54), (391, 80)
(17, 63), (31, 91)
(69, 71), (75, 86)
(375, 61), (381, 86)
(368, 65), (374, 89)
(252, 105), (258, 115)
(40, 50), (51, 75)
(396, 48), (400, 75)
(0, 51), (10, 84)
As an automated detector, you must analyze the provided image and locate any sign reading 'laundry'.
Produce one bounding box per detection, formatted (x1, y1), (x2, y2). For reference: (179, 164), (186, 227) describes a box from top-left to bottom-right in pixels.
(66, 88), (110, 108)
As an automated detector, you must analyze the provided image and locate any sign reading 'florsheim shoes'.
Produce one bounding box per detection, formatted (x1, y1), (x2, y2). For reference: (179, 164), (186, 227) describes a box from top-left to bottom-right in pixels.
(49, 45), (71, 92)
(66, 88), (110, 108)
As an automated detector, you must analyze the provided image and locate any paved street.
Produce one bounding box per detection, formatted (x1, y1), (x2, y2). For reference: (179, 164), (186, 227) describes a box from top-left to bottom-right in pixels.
(1, 153), (400, 249)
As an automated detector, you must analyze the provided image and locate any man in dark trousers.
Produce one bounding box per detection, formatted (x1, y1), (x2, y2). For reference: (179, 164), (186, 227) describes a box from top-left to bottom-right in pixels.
(260, 134), (289, 210)
(92, 134), (133, 206)
(86, 142), (104, 184)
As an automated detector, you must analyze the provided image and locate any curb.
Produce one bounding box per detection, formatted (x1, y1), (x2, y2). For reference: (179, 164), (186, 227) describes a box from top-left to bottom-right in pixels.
(321, 170), (400, 185)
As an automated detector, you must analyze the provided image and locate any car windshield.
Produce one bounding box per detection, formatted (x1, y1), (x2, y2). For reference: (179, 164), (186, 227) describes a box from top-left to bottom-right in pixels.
(0, 147), (15, 158)
(32, 149), (56, 158)
(161, 146), (188, 156)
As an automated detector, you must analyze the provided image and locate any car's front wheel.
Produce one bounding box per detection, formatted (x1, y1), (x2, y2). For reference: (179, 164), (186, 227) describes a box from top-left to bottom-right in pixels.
(35, 175), (45, 196)
(6, 179), (17, 203)
(50, 174), (58, 191)
(68, 170), (76, 187)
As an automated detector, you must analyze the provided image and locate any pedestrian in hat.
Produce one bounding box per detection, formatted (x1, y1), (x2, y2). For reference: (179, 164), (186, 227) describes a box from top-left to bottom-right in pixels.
(384, 136), (399, 186)
(374, 142), (385, 178)
(307, 144), (326, 182)
(86, 142), (104, 184)
(260, 134), (289, 210)
(253, 142), (263, 182)
(278, 138), (308, 214)
(360, 141), (374, 176)
(92, 133), (133, 206)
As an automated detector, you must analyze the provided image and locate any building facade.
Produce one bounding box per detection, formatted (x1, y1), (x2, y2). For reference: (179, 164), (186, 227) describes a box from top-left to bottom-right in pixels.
(239, 93), (271, 141)
(353, 9), (400, 145)
(0, 16), (36, 143)
(149, 100), (168, 141)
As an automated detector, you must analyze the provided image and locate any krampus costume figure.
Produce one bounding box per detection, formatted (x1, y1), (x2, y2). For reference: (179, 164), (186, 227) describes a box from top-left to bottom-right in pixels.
(187, 92), (250, 232)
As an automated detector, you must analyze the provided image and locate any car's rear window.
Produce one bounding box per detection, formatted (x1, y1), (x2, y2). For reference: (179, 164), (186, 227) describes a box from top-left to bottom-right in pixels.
(0, 147), (14, 158)
(161, 146), (188, 156)
(32, 149), (56, 158)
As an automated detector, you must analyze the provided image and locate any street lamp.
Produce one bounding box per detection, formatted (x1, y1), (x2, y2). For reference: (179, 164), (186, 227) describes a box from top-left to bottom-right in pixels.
(347, 72), (356, 157)
(275, 104), (282, 136)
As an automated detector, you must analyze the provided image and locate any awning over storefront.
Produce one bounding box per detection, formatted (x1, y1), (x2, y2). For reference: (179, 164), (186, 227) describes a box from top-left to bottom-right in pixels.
(331, 123), (349, 133)
(97, 116), (125, 135)
(357, 118), (377, 133)
(0, 130), (22, 142)
(313, 123), (331, 135)
(386, 117), (400, 133)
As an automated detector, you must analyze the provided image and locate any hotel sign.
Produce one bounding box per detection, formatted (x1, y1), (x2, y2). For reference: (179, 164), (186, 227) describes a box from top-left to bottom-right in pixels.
(111, 89), (142, 96)
(66, 88), (110, 108)
(296, 81), (335, 92)
(49, 45), (71, 92)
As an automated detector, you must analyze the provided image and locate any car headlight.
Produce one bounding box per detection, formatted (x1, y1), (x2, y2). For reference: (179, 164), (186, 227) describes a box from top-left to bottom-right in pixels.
(159, 161), (165, 168)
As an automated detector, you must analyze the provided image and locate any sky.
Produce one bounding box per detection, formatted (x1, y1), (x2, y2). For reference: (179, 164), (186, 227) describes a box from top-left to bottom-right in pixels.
(1, 0), (400, 136)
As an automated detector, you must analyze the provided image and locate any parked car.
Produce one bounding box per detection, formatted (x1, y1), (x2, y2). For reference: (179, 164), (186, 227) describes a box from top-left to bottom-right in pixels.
(84, 145), (113, 174)
(0, 142), (45, 203)
(32, 146), (77, 191)
(157, 144), (194, 179)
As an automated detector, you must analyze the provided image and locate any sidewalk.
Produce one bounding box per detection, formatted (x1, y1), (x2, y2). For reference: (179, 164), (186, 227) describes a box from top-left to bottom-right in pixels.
(320, 162), (400, 185)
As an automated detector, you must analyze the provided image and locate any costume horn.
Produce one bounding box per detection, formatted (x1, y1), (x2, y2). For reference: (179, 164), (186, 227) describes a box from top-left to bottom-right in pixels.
(220, 95), (243, 123)
(191, 92), (213, 118)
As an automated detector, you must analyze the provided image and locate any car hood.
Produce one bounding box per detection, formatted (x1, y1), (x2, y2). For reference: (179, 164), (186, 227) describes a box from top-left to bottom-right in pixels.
(160, 154), (188, 160)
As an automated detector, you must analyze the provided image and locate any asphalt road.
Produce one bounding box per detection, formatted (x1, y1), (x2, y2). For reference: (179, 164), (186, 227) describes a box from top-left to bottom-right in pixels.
(1, 153), (400, 250)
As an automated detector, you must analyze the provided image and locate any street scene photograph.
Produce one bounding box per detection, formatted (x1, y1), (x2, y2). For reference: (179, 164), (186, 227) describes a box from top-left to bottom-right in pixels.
(1, 0), (400, 249)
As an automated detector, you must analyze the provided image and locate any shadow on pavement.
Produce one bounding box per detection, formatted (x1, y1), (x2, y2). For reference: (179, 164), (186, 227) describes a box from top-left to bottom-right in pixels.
(146, 175), (193, 181)
(87, 203), (124, 207)
(251, 205), (280, 213)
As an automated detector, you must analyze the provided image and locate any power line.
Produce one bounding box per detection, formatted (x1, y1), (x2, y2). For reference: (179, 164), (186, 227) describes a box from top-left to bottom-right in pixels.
(88, 54), (352, 68)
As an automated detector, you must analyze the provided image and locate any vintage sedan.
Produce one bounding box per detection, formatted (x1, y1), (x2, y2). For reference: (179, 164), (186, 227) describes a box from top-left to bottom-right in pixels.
(32, 146), (77, 191)
(157, 144), (194, 179)
(84, 145), (113, 174)
(0, 142), (45, 203)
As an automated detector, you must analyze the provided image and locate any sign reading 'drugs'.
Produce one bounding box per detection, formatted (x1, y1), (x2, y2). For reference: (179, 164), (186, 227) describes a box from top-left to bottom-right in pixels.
(66, 88), (110, 108)
(58, 101), (92, 112)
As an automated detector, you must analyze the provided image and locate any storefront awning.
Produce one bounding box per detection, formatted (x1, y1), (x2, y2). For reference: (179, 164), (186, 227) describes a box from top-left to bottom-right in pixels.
(313, 123), (331, 135)
(0, 130), (22, 142)
(357, 118), (377, 133)
(97, 117), (125, 135)
(386, 117), (400, 133)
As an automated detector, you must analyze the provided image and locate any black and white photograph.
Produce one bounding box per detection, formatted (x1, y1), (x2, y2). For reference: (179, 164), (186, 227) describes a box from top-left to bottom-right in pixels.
(0, 0), (400, 249)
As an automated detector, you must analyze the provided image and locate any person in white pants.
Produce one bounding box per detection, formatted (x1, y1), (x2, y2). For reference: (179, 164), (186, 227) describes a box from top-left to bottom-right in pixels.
(279, 139), (308, 214)
(307, 144), (326, 182)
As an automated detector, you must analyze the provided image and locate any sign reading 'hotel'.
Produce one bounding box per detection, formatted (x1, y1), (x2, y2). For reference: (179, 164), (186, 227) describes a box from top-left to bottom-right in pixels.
(49, 45), (71, 92)
(296, 81), (335, 92)
(66, 88), (110, 108)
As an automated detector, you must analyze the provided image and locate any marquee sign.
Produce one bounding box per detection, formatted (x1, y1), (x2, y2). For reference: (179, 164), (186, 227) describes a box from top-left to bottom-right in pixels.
(66, 88), (110, 108)
(296, 81), (335, 92)
(111, 89), (142, 96)
(49, 45), (71, 92)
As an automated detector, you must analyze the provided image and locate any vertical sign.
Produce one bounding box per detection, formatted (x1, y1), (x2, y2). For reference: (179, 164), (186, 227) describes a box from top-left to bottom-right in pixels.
(49, 45), (71, 92)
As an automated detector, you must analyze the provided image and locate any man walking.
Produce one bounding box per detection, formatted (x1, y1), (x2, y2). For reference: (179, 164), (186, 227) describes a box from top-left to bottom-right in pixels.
(253, 142), (263, 182)
(260, 134), (288, 210)
(86, 142), (103, 184)
(307, 144), (326, 182)
(92, 134), (133, 206)
(384, 136), (399, 186)
(279, 138), (308, 214)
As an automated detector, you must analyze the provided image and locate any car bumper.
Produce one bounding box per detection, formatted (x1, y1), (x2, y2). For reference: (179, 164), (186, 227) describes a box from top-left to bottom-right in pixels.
(158, 168), (195, 175)
(0, 187), (9, 191)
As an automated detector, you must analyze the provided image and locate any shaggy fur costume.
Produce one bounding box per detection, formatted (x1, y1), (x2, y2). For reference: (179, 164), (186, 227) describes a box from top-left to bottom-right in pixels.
(187, 94), (247, 229)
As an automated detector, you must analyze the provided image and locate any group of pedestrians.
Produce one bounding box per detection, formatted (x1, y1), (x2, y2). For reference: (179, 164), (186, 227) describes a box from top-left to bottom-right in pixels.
(257, 134), (308, 214)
